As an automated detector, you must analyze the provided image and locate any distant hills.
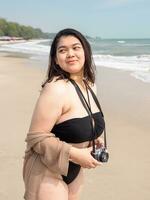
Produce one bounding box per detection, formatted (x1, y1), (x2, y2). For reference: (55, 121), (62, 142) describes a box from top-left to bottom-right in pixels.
(0, 18), (101, 40)
(0, 18), (55, 39)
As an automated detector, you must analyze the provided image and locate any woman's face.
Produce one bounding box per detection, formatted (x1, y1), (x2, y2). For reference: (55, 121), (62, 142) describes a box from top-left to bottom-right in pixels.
(55, 35), (85, 76)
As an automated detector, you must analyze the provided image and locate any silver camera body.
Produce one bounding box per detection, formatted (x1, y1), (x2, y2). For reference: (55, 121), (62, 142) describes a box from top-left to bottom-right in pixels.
(91, 147), (109, 162)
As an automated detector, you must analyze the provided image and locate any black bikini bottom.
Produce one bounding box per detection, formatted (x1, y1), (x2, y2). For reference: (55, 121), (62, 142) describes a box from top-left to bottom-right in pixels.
(62, 161), (81, 184)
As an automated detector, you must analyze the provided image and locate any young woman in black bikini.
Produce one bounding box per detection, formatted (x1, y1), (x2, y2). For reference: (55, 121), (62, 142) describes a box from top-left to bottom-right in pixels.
(23, 28), (105, 200)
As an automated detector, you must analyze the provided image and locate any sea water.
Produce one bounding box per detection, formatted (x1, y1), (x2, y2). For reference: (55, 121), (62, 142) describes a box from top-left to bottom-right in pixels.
(0, 38), (150, 83)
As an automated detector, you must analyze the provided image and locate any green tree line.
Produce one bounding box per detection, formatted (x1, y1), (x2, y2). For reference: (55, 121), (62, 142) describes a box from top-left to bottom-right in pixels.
(0, 18), (55, 39)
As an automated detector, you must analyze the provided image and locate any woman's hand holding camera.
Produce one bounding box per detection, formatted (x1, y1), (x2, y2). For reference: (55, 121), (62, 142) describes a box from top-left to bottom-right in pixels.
(89, 137), (104, 149)
(69, 146), (101, 169)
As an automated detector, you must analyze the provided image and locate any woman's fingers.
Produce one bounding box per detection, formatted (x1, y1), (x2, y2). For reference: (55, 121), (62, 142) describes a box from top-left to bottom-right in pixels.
(86, 157), (102, 169)
(69, 146), (102, 169)
(87, 146), (93, 153)
(85, 146), (102, 168)
(89, 161), (101, 168)
(88, 137), (104, 148)
(95, 137), (104, 148)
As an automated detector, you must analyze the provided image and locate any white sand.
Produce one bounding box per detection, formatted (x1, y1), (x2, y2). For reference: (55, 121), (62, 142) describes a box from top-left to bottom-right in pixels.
(0, 54), (150, 200)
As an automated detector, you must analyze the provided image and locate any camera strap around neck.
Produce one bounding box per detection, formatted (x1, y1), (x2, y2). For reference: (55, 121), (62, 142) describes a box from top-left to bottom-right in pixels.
(69, 79), (107, 153)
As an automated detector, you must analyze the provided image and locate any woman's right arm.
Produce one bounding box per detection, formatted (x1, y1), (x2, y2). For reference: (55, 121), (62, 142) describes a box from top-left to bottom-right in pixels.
(27, 80), (72, 175)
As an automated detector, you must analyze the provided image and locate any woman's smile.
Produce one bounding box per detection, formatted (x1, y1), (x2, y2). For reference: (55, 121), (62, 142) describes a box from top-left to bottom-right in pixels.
(66, 59), (78, 64)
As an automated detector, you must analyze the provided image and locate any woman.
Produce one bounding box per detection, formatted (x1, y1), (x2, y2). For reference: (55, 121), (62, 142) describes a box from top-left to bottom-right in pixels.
(23, 28), (105, 200)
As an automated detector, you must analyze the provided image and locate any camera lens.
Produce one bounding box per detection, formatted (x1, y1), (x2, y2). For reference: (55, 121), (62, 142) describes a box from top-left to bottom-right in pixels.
(100, 151), (109, 162)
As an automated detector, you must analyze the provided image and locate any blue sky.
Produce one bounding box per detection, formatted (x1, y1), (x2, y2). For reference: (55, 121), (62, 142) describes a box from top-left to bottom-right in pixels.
(0, 0), (150, 38)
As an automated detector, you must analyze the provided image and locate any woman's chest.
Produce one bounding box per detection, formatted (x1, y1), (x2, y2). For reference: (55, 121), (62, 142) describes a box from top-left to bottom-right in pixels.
(58, 89), (99, 124)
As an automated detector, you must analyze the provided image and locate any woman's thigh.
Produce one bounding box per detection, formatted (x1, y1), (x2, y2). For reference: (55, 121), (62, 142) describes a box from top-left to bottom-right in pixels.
(38, 175), (68, 200)
(68, 168), (84, 200)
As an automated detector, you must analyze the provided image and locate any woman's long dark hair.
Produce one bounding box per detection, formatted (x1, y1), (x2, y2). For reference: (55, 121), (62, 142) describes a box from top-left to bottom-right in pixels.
(42, 28), (96, 87)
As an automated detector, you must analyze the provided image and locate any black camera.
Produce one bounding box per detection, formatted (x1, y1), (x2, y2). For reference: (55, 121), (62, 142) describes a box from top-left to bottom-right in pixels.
(91, 147), (109, 162)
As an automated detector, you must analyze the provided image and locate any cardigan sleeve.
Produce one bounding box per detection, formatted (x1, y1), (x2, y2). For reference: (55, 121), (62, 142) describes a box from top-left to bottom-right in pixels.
(25, 131), (72, 176)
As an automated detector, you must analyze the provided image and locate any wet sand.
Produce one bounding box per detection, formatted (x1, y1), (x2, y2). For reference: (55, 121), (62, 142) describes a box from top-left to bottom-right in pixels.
(0, 53), (150, 200)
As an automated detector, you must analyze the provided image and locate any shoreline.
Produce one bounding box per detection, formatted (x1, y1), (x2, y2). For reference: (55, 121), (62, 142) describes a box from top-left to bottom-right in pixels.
(0, 54), (150, 200)
(0, 39), (27, 45)
(1, 38), (150, 84)
(0, 38), (48, 46)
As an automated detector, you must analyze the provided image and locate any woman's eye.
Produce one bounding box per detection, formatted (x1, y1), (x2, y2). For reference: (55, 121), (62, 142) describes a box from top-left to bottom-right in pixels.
(74, 46), (81, 50)
(59, 49), (66, 53)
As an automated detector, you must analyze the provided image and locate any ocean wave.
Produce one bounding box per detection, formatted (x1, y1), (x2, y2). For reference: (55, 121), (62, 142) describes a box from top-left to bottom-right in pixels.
(93, 54), (150, 71)
(131, 71), (150, 83)
(123, 43), (150, 47)
(117, 40), (126, 44)
(0, 39), (50, 55)
(93, 54), (150, 83)
(0, 40), (150, 83)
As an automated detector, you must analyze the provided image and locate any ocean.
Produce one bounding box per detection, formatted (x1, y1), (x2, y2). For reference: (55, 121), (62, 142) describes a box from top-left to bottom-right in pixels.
(0, 38), (150, 83)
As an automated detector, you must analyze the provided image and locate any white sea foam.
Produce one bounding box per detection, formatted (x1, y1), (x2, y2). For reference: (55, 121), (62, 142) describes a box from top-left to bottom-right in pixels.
(1, 40), (150, 83)
(93, 54), (150, 83)
(117, 40), (126, 44)
(0, 39), (50, 55)
(131, 71), (150, 83)
(93, 54), (150, 71)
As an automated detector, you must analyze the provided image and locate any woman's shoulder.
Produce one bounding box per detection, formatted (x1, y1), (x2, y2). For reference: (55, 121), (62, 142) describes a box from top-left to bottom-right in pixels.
(41, 77), (68, 96)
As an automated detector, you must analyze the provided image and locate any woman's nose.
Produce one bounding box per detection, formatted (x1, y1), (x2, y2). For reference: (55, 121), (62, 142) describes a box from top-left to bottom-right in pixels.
(67, 49), (75, 57)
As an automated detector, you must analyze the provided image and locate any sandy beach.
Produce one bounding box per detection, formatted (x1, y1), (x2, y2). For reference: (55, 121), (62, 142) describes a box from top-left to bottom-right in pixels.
(0, 53), (150, 200)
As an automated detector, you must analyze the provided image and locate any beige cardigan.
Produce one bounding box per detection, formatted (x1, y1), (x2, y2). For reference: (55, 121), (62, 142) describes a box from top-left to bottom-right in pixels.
(23, 131), (72, 200)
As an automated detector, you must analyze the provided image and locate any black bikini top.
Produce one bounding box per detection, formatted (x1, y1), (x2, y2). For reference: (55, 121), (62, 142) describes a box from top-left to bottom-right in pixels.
(51, 80), (105, 143)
